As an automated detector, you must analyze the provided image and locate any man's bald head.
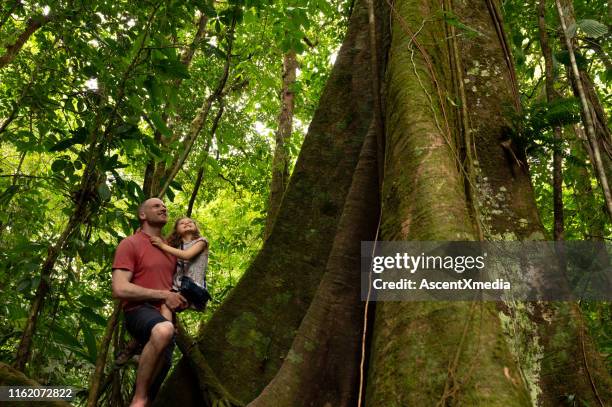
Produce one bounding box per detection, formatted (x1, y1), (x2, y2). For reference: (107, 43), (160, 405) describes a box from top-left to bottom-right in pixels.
(137, 198), (168, 226)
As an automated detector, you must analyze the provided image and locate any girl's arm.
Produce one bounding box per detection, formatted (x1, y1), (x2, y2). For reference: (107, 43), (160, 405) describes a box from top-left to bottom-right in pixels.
(150, 237), (207, 260)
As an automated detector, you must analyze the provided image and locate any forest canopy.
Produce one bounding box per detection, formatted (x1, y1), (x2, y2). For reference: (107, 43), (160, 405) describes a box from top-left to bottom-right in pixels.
(0, 0), (611, 405)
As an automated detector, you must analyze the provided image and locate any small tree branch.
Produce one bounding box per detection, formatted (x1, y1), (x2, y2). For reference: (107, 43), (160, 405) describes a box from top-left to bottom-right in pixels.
(0, 14), (52, 69)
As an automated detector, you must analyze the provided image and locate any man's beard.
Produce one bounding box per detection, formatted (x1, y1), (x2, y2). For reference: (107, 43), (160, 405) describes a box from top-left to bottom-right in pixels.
(147, 219), (167, 228)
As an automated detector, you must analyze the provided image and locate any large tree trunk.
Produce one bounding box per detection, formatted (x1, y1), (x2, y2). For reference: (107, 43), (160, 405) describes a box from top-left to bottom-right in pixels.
(154, 0), (377, 403)
(365, 0), (532, 404)
(249, 118), (380, 407)
(156, 0), (612, 405)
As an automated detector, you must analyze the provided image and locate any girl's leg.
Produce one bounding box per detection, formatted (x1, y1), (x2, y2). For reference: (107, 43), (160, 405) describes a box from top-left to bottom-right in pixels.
(160, 304), (173, 322)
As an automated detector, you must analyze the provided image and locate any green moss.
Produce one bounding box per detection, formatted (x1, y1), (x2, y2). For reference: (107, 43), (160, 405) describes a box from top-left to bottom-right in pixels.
(285, 349), (303, 365)
(303, 338), (316, 352)
(498, 302), (543, 404)
(226, 312), (271, 360)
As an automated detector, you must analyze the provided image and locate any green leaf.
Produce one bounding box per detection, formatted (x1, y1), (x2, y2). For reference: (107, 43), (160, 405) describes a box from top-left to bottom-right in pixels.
(200, 1), (217, 17)
(166, 186), (175, 202)
(81, 307), (107, 326)
(545, 97), (581, 127)
(79, 294), (105, 308)
(577, 19), (608, 38)
(153, 58), (190, 80)
(51, 159), (69, 173)
(442, 11), (484, 38)
(150, 112), (172, 137)
(97, 183), (111, 201)
(80, 321), (98, 362)
(49, 128), (88, 152)
(144, 75), (161, 108)
(52, 324), (82, 349)
(554, 50), (588, 69)
(141, 136), (164, 160)
(16, 279), (30, 292)
(604, 68), (612, 83)
(169, 180), (183, 191)
(0, 185), (19, 206)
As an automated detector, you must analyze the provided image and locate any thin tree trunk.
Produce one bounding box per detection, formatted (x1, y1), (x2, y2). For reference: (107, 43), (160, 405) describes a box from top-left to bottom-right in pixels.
(157, 17), (236, 199)
(187, 168), (204, 218)
(538, 0), (564, 240)
(556, 0), (612, 219)
(86, 303), (121, 407)
(570, 125), (609, 239)
(186, 104), (223, 217)
(154, 0), (377, 402)
(264, 50), (297, 239)
(0, 14), (52, 69)
(13, 213), (84, 371)
(142, 12), (208, 196)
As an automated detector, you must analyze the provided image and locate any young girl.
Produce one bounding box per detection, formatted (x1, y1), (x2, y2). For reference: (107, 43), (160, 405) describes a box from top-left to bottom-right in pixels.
(150, 217), (210, 321)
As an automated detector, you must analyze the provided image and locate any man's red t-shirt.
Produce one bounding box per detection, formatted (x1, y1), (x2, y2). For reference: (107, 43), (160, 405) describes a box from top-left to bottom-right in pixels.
(112, 230), (176, 311)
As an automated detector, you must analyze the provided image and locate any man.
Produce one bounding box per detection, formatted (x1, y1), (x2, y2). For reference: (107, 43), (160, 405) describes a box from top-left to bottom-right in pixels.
(112, 198), (187, 407)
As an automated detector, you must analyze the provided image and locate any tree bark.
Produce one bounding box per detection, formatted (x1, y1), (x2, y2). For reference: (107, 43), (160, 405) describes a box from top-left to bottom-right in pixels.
(86, 303), (121, 407)
(154, 0), (377, 403)
(156, 0), (612, 405)
(249, 120), (380, 407)
(365, 0), (531, 404)
(264, 50), (297, 239)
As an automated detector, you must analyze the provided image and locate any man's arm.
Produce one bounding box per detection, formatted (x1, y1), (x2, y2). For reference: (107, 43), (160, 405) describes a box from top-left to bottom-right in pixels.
(112, 269), (187, 310)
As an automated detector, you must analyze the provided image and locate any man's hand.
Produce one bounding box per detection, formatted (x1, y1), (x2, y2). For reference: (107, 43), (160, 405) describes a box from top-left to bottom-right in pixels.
(150, 236), (164, 248)
(164, 291), (188, 311)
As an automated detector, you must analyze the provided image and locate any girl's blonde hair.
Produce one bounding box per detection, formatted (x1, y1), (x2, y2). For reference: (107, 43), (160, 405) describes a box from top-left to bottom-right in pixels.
(166, 217), (202, 248)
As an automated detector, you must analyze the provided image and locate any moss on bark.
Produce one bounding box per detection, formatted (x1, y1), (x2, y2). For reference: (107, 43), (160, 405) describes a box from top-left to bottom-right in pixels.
(365, 0), (531, 405)
(450, 1), (612, 404)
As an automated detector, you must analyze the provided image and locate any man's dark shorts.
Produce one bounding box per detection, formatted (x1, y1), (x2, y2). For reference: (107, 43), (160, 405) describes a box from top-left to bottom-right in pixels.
(124, 303), (171, 344)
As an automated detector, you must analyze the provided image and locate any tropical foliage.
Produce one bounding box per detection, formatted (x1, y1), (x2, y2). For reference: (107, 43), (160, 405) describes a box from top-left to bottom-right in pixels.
(0, 0), (610, 404)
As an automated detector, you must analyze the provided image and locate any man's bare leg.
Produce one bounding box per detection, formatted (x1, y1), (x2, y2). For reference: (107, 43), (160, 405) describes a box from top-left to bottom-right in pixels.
(130, 321), (174, 407)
